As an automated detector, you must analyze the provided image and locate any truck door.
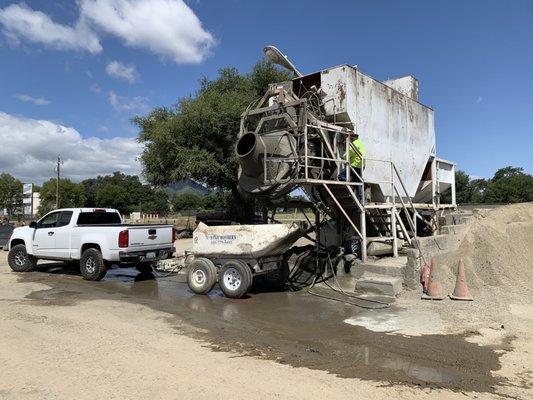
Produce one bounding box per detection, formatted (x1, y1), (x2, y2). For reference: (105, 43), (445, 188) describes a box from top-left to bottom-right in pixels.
(53, 211), (73, 259)
(33, 211), (60, 257)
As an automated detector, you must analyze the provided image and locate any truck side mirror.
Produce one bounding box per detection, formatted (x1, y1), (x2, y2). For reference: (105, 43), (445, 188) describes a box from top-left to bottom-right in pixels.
(29, 221), (37, 228)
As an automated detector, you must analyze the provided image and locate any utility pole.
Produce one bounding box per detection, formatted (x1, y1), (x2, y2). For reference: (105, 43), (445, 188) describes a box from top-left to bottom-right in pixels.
(55, 155), (61, 209)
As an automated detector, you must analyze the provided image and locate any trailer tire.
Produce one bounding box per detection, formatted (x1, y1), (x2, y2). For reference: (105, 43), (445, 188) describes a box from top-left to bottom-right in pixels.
(80, 248), (107, 281)
(263, 260), (289, 291)
(219, 260), (253, 299)
(8, 244), (37, 272)
(187, 258), (217, 295)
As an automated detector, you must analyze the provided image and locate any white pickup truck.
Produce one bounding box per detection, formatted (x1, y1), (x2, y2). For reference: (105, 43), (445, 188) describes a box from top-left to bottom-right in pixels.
(7, 208), (175, 281)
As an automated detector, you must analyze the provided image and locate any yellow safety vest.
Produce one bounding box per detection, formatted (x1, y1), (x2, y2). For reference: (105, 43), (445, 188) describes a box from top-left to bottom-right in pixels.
(347, 138), (365, 168)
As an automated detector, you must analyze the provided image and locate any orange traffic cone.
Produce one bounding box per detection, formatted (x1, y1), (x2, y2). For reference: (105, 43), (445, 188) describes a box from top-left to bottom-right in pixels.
(420, 262), (431, 293)
(449, 259), (473, 301)
(422, 256), (446, 300)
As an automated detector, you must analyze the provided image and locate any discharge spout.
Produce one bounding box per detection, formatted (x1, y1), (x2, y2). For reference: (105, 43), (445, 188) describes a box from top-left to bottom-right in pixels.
(235, 130), (298, 198)
(236, 132), (265, 177)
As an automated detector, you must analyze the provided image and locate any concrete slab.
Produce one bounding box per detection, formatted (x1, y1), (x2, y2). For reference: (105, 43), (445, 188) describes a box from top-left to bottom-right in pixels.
(353, 256), (407, 278)
(356, 273), (403, 296)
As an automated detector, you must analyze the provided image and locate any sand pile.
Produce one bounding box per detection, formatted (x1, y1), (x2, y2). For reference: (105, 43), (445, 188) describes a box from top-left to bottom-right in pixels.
(444, 203), (533, 294)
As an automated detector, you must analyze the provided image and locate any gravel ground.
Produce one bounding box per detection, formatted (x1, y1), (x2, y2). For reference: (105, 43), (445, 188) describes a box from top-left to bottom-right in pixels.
(0, 248), (532, 399)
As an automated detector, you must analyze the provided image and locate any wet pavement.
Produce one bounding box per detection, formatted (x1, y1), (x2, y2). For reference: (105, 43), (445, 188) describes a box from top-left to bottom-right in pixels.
(17, 262), (508, 392)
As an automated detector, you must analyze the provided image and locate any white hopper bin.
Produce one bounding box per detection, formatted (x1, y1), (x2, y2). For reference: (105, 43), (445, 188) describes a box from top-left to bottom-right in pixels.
(187, 222), (306, 299)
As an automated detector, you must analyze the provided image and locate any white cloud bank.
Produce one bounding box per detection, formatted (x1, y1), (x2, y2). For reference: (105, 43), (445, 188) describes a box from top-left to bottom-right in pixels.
(0, 0), (214, 63)
(0, 112), (142, 183)
(14, 94), (50, 106)
(0, 3), (101, 53)
(106, 60), (138, 83)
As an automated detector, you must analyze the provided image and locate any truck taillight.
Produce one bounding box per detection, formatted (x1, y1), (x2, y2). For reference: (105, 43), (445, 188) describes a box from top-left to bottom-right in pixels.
(118, 230), (129, 248)
(172, 228), (176, 242)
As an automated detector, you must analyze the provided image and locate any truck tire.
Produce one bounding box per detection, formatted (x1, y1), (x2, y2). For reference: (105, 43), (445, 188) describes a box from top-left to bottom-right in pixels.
(80, 248), (107, 281)
(263, 260), (289, 291)
(8, 244), (37, 272)
(187, 258), (217, 295)
(219, 260), (253, 299)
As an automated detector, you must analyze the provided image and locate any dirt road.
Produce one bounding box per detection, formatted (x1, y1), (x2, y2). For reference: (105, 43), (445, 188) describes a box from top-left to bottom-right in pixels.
(0, 249), (531, 399)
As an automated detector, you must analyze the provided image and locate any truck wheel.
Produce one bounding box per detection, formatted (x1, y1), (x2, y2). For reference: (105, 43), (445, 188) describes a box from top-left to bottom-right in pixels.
(187, 258), (217, 295)
(80, 248), (107, 281)
(8, 244), (37, 272)
(263, 260), (289, 291)
(219, 260), (253, 299)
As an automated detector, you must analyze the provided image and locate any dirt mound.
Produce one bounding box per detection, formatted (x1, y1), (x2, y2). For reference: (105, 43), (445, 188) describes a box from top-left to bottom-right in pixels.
(445, 203), (533, 294)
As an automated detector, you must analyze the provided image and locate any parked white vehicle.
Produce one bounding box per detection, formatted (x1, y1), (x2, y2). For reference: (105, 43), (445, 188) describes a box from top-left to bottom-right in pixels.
(7, 208), (175, 281)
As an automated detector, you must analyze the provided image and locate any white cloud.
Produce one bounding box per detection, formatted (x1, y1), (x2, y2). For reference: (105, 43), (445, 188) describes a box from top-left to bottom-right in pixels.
(0, 1), (214, 63)
(0, 3), (101, 53)
(108, 91), (149, 112)
(0, 112), (142, 183)
(97, 125), (109, 132)
(14, 94), (50, 106)
(81, 0), (214, 63)
(106, 60), (139, 83)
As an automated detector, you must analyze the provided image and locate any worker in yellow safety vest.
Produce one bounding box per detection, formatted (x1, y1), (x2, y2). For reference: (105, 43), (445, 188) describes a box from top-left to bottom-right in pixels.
(348, 136), (365, 171)
(341, 133), (366, 269)
(340, 133), (365, 182)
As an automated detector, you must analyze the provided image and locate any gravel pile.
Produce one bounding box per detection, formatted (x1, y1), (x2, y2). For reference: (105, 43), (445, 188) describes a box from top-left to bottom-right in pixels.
(445, 202), (533, 295)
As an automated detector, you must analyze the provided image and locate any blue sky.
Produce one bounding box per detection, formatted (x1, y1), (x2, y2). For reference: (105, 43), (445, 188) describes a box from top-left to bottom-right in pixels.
(0, 0), (532, 183)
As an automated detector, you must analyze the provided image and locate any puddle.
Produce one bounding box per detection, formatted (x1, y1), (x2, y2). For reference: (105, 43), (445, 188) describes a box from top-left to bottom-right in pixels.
(346, 342), (459, 384)
(344, 309), (445, 336)
(16, 262), (506, 392)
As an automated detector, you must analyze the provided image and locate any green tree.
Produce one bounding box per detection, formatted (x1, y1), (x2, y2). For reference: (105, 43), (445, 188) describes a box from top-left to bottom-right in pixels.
(484, 166), (533, 203)
(469, 178), (489, 203)
(173, 191), (203, 212)
(38, 178), (86, 215)
(138, 186), (169, 214)
(96, 183), (132, 214)
(0, 173), (22, 215)
(202, 192), (225, 210)
(454, 170), (471, 203)
(134, 60), (291, 222)
(441, 170), (470, 204)
(82, 172), (169, 214)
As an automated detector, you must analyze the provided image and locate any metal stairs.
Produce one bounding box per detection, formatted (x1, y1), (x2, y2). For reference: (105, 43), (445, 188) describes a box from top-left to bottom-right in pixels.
(366, 207), (408, 241)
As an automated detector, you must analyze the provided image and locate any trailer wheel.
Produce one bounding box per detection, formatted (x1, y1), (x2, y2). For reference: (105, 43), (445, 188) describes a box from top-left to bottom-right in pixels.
(263, 260), (289, 291)
(187, 258), (217, 295)
(219, 260), (253, 299)
(8, 244), (37, 272)
(80, 248), (108, 281)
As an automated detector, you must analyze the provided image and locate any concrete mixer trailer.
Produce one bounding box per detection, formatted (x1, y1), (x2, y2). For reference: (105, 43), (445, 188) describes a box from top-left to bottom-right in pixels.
(186, 45), (456, 299)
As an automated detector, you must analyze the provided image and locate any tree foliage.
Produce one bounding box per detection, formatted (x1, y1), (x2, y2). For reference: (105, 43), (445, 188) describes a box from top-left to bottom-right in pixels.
(39, 178), (86, 215)
(36, 172), (168, 216)
(173, 191), (203, 212)
(0, 173), (22, 214)
(445, 166), (532, 204)
(134, 60), (292, 222)
(81, 172), (169, 214)
(484, 167), (533, 203)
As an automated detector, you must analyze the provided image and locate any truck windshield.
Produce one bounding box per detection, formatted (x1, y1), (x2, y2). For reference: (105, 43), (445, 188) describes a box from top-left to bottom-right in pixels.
(77, 212), (121, 225)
